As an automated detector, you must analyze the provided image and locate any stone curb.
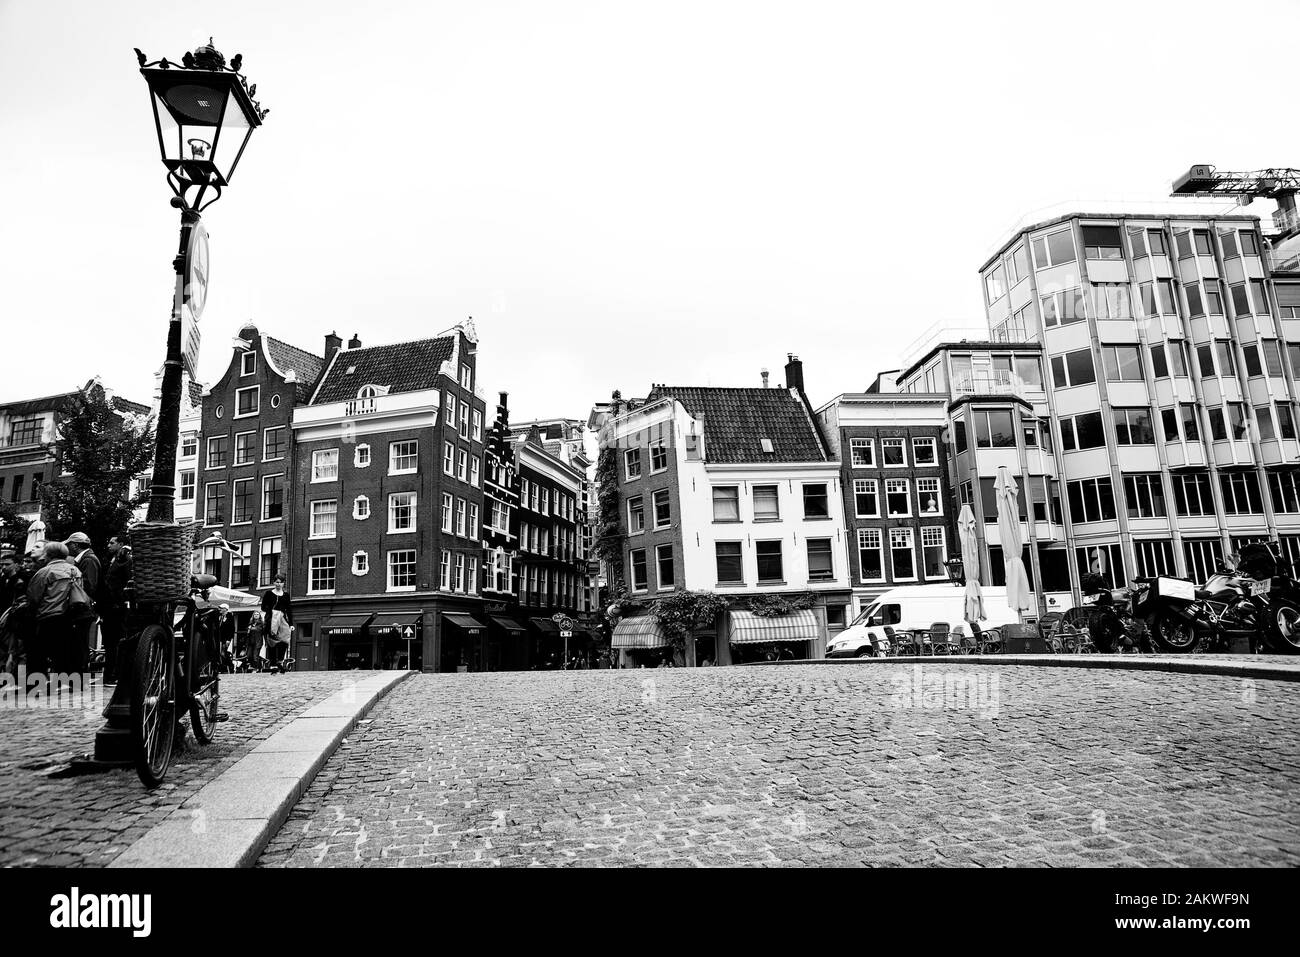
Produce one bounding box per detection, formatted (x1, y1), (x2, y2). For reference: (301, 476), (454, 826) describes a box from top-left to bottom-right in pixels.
(109, 670), (414, 868)
(744, 654), (1300, 682)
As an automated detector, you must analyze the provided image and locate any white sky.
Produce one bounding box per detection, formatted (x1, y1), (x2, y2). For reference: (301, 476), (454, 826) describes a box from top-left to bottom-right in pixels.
(2, 0), (1297, 418)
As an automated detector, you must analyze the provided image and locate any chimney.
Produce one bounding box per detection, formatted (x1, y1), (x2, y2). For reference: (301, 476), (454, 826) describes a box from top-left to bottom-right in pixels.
(498, 391), (509, 416)
(611, 389), (624, 418)
(348, 333), (362, 350)
(784, 354), (805, 393)
(324, 331), (342, 358)
(761, 368), (770, 388)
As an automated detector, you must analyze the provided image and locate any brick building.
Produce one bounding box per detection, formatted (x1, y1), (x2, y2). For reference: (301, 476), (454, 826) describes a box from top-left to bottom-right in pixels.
(815, 382), (957, 619)
(288, 321), (488, 672)
(197, 323), (324, 606)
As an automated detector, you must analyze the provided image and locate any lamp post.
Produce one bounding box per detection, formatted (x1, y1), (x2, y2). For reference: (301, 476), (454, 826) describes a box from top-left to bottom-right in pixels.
(90, 41), (266, 765)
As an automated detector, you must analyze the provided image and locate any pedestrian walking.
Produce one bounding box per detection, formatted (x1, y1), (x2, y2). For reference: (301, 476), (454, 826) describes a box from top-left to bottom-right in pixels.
(25, 542), (86, 686)
(218, 604), (236, 673)
(0, 549), (29, 674)
(64, 531), (100, 674)
(260, 574), (293, 672)
(99, 533), (133, 684)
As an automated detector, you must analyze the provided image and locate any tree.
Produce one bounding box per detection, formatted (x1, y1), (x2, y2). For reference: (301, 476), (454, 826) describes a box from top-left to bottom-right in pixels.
(39, 384), (156, 548)
(651, 590), (731, 665)
(0, 500), (31, 552)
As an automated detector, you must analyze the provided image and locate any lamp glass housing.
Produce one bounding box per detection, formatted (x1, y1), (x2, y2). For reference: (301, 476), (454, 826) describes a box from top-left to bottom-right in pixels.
(143, 69), (259, 187)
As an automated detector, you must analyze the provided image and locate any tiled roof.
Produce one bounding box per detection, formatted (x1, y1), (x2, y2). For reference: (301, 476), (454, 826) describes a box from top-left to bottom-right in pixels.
(110, 396), (151, 416)
(646, 386), (828, 463)
(265, 337), (325, 402)
(311, 337), (455, 405)
(186, 380), (205, 407)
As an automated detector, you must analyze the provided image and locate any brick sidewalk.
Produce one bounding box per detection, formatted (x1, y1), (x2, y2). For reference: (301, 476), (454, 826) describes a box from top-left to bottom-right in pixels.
(260, 666), (1300, 867)
(0, 671), (385, 867)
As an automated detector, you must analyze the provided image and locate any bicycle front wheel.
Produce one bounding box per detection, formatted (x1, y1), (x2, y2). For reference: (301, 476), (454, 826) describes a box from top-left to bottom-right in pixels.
(130, 624), (177, 788)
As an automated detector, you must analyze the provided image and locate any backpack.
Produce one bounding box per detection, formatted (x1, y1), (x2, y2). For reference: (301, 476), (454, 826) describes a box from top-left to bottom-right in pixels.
(67, 570), (93, 618)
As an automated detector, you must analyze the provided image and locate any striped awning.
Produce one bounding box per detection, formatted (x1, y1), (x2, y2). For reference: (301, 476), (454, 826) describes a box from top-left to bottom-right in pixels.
(728, 609), (820, 644)
(611, 616), (670, 649)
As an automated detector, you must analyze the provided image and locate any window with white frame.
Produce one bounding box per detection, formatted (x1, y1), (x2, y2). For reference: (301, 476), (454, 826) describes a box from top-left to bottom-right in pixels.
(853, 479), (879, 518)
(652, 489), (671, 528)
(917, 477), (942, 515)
(624, 448), (642, 481)
(458, 403), (470, 440)
(229, 540), (252, 588)
(1122, 474), (1167, 519)
(627, 496), (645, 533)
(444, 393), (456, 426)
(389, 440), (418, 474)
(1133, 540), (1176, 578)
(712, 486), (739, 522)
(467, 503), (479, 539)
(352, 551), (369, 576)
(204, 483), (225, 526)
(1269, 470), (1300, 514)
(650, 445), (669, 473)
(807, 539), (834, 581)
(460, 364), (472, 389)
(1220, 472), (1263, 515)
(234, 431), (256, 466)
(857, 528), (884, 582)
(353, 443), (371, 468)
(263, 426), (286, 461)
(885, 478), (910, 517)
(180, 433), (198, 458)
(308, 555), (337, 594)
(310, 499), (338, 539)
(443, 442), (454, 475)
(630, 548), (649, 591)
(441, 493), (453, 532)
(235, 385), (259, 418)
(467, 557), (478, 595)
(802, 483), (829, 519)
(921, 527), (947, 580)
(386, 491), (418, 535)
(753, 484), (780, 521)
(472, 410), (483, 443)
(179, 470), (196, 502)
(456, 450), (468, 483)
(387, 550), (418, 591)
(206, 436), (228, 470)
(1031, 227), (1077, 269)
(311, 449), (339, 482)
(1184, 538), (1224, 584)
(261, 474), (284, 521)
(455, 498), (467, 537)
(353, 495), (370, 520)
(231, 478), (254, 524)
(881, 438), (906, 467)
(454, 553), (466, 593)
(889, 527), (916, 581)
(656, 543), (675, 590)
(240, 350), (256, 376)
(849, 438), (874, 468)
(911, 437), (937, 466)
(439, 550), (451, 590)
(259, 537), (282, 587)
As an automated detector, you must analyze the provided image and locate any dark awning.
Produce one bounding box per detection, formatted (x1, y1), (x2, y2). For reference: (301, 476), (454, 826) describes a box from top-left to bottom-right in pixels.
(371, 614), (421, 638)
(489, 616), (526, 634)
(321, 613), (375, 638)
(529, 617), (559, 634)
(443, 612), (486, 635)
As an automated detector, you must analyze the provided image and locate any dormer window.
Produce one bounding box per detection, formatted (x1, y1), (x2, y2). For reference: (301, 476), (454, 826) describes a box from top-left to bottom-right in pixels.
(358, 385), (378, 399)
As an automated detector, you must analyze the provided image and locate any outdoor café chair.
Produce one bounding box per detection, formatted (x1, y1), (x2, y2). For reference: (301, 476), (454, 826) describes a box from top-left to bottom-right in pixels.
(927, 622), (950, 655)
(883, 625), (908, 656)
(955, 624), (979, 655)
(971, 621), (1001, 654)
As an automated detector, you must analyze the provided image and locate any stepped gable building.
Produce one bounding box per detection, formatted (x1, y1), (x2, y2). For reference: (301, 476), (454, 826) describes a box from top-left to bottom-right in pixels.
(603, 355), (852, 666)
(288, 321), (488, 672)
(197, 323), (325, 607)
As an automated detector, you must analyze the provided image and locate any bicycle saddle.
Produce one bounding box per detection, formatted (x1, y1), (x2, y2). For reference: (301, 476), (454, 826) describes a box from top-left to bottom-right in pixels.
(193, 574), (220, 590)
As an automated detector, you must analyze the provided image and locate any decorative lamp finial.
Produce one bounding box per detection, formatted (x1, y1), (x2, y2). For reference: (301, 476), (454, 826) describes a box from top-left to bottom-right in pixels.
(191, 38), (226, 71)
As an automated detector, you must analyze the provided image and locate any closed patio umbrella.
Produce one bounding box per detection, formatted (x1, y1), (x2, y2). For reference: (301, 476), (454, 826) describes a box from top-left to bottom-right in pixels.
(995, 466), (1032, 618)
(24, 519), (45, 554)
(957, 504), (984, 623)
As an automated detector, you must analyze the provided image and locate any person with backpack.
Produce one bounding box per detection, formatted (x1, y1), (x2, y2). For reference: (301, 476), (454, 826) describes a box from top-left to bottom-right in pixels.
(25, 541), (90, 687)
(260, 574), (293, 672)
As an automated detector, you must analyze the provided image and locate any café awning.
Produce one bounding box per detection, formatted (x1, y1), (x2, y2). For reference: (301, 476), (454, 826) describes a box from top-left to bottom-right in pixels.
(727, 610), (820, 644)
(489, 616), (526, 633)
(529, 617), (559, 634)
(321, 613), (375, 638)
(611, 616), (670, 650)
(371, 614), (421, 638)
(443, 613), (486, 635)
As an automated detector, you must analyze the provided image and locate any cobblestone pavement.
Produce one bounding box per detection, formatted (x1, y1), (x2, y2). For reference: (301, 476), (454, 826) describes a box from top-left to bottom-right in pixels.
(259, 665), (1300, 867)
(0, 672), (382, 867)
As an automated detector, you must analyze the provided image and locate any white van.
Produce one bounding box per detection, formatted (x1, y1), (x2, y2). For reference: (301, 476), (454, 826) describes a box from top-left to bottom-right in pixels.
(825, 584), (1026, 657)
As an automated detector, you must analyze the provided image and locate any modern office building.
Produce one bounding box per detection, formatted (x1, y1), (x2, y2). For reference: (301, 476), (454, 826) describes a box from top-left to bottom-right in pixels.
(896, 208), (1300, 610)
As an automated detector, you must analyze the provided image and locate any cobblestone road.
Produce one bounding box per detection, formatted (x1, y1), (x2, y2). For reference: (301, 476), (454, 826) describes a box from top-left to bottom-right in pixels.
(260, 664), (1300, 867)
(0, 672), (380, 867)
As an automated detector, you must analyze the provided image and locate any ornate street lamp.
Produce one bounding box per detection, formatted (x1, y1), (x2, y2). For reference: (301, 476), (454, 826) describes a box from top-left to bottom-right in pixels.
(89, 40), (266, 767)
(944, 557), (965, 586)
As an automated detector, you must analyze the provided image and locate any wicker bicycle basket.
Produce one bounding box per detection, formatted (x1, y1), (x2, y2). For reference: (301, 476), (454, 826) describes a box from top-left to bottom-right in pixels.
(130, 521), (199, 603)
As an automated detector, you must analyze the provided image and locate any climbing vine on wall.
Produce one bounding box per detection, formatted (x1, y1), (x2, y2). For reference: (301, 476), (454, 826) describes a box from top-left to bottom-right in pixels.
(746, 592), (817, 618)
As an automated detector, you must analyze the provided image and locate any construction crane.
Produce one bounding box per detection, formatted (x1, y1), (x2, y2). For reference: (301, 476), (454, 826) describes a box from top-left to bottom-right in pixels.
(1171, 164), (1300, 236)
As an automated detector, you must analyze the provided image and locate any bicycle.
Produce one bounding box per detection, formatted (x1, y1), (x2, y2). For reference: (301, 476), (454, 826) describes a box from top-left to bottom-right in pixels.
(126, 572), (224, 788)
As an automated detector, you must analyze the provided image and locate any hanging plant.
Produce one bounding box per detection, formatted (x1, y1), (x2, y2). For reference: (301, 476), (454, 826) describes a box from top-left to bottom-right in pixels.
(593, 447), (625, 583)
(747, 592), (817, 618)
(650, 590), (731, 652)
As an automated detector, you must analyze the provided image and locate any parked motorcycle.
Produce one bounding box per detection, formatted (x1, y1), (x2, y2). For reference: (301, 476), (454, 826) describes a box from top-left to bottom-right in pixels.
(1074, 574), (1154, 653)
(1241, 541), (1300, 655)
(1129, 549), (1269, 653)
